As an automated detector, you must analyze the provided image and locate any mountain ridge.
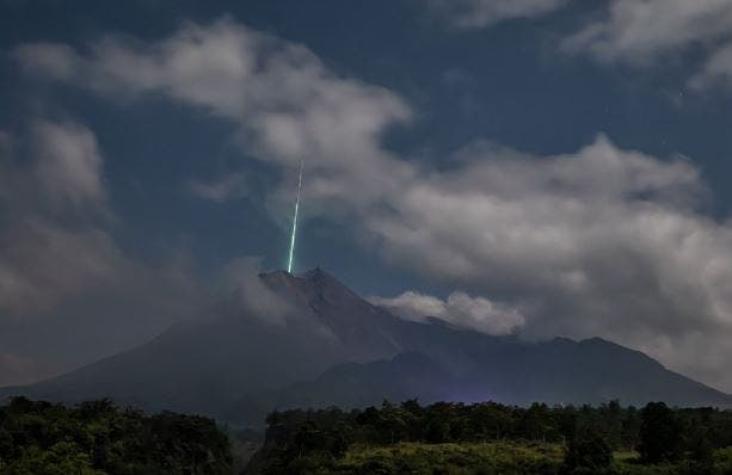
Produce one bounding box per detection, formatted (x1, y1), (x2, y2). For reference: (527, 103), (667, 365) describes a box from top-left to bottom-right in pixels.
(1, 268), (729, 424)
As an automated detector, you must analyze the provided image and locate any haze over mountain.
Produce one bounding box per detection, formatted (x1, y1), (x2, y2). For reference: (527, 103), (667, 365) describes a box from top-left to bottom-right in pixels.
(2, 268), (729, 425)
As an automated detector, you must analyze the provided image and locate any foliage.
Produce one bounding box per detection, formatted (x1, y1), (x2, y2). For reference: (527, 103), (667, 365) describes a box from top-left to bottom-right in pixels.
(638, 402), (682, 463)
(0, 397), (232, 474)
(246, 399), (732, 474)
(337, 441), (563, 475)
(561, 432), (614, 474)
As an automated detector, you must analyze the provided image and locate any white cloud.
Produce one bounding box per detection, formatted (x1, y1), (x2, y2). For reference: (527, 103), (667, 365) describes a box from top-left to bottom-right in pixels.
(561, 0), (732, 91)
(16, 19), (732, 391)
(564, 0), (732, 63)
(372, 290), (525, 335)
(31, 120), (106, 210)
(424, 0), (569, 29)
(690, 41), (732, 90)
(0, 120), (106, 219)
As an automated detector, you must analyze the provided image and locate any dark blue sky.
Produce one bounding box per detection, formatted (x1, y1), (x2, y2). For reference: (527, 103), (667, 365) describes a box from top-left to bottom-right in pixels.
(4, 0), (731, 296)
(4, 0), (732, 389)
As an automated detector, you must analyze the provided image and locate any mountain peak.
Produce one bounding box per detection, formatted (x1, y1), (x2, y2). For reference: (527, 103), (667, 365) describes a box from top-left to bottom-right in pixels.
(256, 267), (403, 361)
(298, 266), (342, 288)
(258, 266), (330, 281)
(259, 267), (351, 297)
(301, 266), (329, 281)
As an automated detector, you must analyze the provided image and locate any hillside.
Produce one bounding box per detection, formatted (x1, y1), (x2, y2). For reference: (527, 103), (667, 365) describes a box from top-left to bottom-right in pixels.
(2, 269), (730, 425)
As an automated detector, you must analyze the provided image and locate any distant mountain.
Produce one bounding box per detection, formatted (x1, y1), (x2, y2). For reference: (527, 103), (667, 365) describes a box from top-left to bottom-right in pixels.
(3, 268), (730, 424)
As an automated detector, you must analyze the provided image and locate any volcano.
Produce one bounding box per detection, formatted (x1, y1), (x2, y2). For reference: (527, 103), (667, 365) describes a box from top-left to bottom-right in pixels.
(2, 268), (730, 424)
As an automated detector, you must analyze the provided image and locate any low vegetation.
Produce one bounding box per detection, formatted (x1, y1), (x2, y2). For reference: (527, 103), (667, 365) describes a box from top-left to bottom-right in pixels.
(246, 400), (732, 474)
(0, 397), (232, 474)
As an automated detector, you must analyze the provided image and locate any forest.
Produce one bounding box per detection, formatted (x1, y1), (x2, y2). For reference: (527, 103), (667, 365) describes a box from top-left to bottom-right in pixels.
(246, 400), (732, 474)
(4, 396), (732, 474)
(0, 397), (233, 474)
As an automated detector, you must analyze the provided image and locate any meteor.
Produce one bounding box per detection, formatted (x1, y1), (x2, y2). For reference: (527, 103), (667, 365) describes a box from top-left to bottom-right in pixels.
(287, 160), (303, 274)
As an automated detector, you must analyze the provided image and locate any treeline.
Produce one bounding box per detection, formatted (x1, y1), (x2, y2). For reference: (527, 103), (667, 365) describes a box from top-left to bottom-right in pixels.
(247, 400), (732, 474)
(0, 397), (232, 474)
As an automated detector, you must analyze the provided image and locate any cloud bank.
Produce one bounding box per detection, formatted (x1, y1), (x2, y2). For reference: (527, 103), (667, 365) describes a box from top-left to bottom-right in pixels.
(15, 19), (732, 391)
(371, 290), (525, 336)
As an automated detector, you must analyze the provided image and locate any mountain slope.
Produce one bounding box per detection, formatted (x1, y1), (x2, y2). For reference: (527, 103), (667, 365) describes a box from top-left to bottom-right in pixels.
(2, 268), (729, 423)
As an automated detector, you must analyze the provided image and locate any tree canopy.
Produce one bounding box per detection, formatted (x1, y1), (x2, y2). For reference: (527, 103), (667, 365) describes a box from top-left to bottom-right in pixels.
(0, 397), (232, 475)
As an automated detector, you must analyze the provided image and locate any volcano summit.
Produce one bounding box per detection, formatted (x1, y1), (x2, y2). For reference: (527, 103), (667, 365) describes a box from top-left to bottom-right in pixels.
(2, 269), (729, 425)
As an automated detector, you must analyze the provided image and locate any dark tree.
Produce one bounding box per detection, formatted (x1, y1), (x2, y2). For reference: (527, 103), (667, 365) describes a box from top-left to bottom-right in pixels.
(638, 402), (683, 463)
(561, 431), (614, 474)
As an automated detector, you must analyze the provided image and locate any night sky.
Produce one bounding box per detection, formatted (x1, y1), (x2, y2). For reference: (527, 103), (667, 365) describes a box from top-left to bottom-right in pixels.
(3, 0), (732, 392)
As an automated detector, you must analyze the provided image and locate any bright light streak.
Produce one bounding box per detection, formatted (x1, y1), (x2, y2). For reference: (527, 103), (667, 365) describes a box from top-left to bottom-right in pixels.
(287, 160), (303, 273)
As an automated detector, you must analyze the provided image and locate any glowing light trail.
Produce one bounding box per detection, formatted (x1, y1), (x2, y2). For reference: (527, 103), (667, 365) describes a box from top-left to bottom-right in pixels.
(287, 160), (303, 273)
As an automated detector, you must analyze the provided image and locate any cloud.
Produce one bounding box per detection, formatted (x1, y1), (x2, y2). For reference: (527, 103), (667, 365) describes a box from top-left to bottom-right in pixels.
(364, 136), (732, 389)
(368, 136), (732, 390)
(0, 119), (207, 384)
(217, 259), (344, 347)
(189, 172), (249, 203)
(30, 121), (106, 209)
(562, 0), (732, 91)
(0, 219), (123, 315)
(564, 0), (732, 63)
(417, 0), (732, 91)
(14, 18), (412, 212)
(219, 257), (294, 326)
(423, 0), (569, 29)
(16, 18), (732, 391)
(0, 120), (116, 315)
(689, 41), (732, 90)
(372, 290), (525, 335)
(1, 120), (106, 220)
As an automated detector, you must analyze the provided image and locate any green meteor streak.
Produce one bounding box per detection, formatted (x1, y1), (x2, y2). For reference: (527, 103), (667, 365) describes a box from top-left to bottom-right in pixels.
(287, 160), (303, 273)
